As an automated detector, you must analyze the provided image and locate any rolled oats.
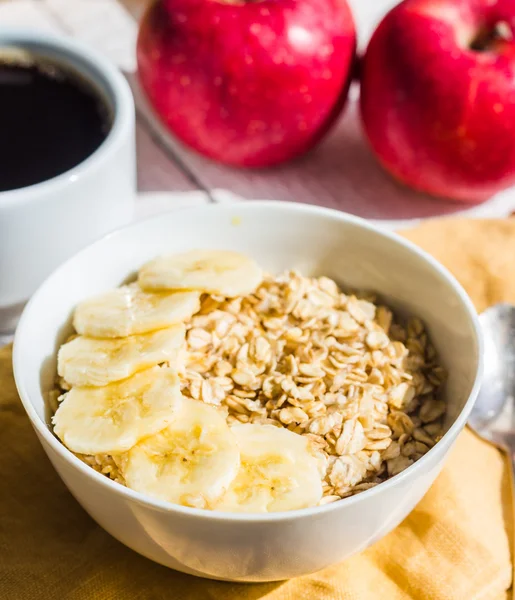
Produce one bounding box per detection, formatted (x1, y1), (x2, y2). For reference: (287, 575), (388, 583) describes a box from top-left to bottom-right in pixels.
(178, 270), (446, 503)
(382, 440), (401, 461)
(387, 455), (414, 477)
(419, 397), (446, 423)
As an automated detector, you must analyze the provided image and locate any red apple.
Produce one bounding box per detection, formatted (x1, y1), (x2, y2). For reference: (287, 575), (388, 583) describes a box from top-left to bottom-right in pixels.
(360, 0), (515, 203)
(137, 0), (356, 167)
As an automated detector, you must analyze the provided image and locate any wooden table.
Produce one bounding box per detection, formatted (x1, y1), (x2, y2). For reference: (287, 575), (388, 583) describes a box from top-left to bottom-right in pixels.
(1, 0), (515, 231)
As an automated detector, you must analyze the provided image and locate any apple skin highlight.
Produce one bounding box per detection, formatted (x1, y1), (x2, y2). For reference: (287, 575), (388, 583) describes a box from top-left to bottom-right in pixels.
(137, 0), (356, 168)
(360, 0), (515, 204)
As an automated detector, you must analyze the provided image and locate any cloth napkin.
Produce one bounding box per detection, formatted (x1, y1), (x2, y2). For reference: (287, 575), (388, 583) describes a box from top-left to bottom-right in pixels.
(1, 218), (514, 600)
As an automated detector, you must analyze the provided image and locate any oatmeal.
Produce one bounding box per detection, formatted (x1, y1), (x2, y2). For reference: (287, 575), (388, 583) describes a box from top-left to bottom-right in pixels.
(52, 250), (445, 512)
(179, 270), (445, 502)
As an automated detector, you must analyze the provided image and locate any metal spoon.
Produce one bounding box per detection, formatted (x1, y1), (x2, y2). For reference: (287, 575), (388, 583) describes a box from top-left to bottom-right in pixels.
(469, 304), (515, 459)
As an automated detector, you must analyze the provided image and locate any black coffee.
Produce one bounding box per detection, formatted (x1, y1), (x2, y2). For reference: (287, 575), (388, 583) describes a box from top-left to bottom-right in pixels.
(0, 57), (111, 192)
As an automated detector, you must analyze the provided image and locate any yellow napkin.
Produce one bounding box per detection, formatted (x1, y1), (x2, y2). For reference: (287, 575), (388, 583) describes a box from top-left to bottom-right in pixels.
(1, 218), (514, 600)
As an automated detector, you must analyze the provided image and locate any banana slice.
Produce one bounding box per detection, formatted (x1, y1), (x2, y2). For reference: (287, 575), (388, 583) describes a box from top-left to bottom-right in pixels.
(53, 367), (183, 455)
(73, 284), (200, 338)
(138, 249), (263, 298)
(58, 324), (185, 387)
(120, 397), (240, 508)
(215, 424), (324, 513)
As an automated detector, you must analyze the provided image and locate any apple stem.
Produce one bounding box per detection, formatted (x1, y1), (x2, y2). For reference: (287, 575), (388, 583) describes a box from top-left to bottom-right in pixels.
(470, 21), (513, 51)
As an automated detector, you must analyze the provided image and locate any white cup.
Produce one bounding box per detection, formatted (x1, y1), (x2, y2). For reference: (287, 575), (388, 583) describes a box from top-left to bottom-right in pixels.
(0, 29), (136, 333)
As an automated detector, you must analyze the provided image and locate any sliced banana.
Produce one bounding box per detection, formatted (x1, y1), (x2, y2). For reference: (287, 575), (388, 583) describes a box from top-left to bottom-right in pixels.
(73, 283), (200, 338)
(53, 367), (183, 455)
(120, 397), (240, 508)
(58, 324), (185, 387)
(138, 249), (263, 298)
(215, 424), (324, 513)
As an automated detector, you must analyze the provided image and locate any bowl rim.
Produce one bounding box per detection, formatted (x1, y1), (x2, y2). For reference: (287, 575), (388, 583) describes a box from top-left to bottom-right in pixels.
(13, 201), (484, 523)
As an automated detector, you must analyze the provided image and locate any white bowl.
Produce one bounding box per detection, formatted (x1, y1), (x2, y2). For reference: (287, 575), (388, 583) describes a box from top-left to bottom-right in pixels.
(13, 202), (482, 582)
